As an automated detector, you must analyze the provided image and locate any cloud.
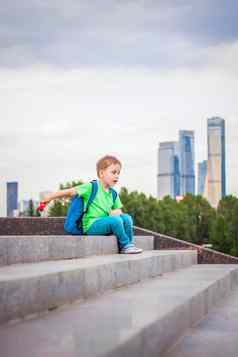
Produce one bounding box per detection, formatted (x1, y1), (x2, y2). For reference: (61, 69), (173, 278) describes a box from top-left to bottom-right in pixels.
(0, 1), (238, 68)
(1, 1), (238, 215)
(0, 49), (237, 215)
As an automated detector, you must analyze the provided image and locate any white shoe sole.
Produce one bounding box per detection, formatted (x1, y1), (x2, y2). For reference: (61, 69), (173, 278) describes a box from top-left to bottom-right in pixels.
(120, 249), (143, 254)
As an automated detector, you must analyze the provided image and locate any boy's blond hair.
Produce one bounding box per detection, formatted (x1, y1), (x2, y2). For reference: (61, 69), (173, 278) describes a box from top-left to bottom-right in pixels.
(96, 155), (122, 177)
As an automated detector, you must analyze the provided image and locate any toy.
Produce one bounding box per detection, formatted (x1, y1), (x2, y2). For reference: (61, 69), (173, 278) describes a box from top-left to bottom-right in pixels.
(37, 202), (46, 212)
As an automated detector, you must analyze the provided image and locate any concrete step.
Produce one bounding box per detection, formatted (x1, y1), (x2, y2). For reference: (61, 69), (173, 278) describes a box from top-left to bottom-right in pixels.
(164, 285), (238, 357)
(0, 235), (154, 266)
(0, 250), (196, 324)
(0, 264), (237, 357)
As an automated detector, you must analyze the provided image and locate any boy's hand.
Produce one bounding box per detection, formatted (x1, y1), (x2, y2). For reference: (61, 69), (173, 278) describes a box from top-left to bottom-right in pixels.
(109, 209), (122, 216)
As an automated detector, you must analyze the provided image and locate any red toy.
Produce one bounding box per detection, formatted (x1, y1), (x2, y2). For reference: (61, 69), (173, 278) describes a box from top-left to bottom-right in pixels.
(37, 202), (46, 212)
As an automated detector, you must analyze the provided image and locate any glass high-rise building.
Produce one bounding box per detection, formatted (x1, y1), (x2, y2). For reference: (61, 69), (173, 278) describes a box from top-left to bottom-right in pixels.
(179, 130), (195, 195)
(7, 182), (18, 217)
(198, 160), (207, 196)
(157, 142), (180, 199)
(207, 117), (226, 207)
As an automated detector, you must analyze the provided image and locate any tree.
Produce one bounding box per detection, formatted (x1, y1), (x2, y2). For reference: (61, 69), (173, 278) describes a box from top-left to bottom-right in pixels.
(179, 195), (216, 244)
(27, 199), (35, 217)
(209, 215), (233, 254)
(48, 200), (68, 217)
(48, 180), (83, 217)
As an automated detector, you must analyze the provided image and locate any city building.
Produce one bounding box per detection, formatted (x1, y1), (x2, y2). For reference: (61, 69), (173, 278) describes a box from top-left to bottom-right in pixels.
(206, 117), (226, 207)
(197, 160), (207, 196)
(7, 182), (18, 217)
(157, 141), (180, 199)
(179, 130), (195, 195)
(19, 200), (30, 214)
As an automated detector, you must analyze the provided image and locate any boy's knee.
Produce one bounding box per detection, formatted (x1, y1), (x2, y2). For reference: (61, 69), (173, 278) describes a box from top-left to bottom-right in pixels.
(109, 215), (123, 228)
(120, 214), (133, 225)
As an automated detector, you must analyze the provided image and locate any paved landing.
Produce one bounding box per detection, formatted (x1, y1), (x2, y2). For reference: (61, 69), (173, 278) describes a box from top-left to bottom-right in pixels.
(165, 286), (238, 357)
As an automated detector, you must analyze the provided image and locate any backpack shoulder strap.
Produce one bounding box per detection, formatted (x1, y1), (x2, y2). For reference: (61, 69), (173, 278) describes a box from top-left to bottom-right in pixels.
(110, 187), (118, 203)
(84, 180), (98, 213)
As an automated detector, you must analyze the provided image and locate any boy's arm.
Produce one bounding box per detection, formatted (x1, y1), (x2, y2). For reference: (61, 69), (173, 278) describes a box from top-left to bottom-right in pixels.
(42, 187), (77, 204)
(109, 209), (123, 216)
(109, 193), (123, 216)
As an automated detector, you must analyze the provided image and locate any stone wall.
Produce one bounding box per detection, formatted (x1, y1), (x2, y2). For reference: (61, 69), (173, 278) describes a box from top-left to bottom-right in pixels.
(0, 218), (65, 235)
(1, 218), (238, 264)
(134, 226), (238, 264)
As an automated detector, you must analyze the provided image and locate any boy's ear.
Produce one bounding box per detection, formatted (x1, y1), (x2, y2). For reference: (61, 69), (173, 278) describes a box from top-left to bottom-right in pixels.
(98, 169), (104, 178)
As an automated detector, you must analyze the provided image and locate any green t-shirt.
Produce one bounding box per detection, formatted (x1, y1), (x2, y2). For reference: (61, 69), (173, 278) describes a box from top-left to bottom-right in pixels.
(75, 180), (123, 233)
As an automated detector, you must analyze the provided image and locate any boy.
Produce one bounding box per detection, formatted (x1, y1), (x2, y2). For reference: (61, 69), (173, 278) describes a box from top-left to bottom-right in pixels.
(42, 155), (143, 254)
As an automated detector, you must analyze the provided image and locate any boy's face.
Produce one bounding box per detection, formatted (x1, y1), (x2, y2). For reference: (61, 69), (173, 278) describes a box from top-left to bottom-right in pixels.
(99, 163), (121, 187)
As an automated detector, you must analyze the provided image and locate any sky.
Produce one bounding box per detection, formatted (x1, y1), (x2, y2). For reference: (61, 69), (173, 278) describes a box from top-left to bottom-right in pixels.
(1, 0), (238, 215)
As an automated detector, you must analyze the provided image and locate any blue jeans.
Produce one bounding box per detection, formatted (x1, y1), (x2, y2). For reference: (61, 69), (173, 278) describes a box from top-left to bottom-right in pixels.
(86, 214), (134, 250)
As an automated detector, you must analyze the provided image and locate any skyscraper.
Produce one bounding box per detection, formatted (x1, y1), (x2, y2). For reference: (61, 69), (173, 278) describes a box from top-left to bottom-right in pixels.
(179, 130), (195, 195)
(206, 117), (226, 207)
(7, 182), (18, 217)
(157, 141), (180, 199)
(198, 160), (207, 196)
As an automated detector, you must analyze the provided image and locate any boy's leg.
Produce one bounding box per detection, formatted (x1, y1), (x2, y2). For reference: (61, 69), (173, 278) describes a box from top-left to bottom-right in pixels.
(86, 216), (131, 250)
(120, 214), (134, 245)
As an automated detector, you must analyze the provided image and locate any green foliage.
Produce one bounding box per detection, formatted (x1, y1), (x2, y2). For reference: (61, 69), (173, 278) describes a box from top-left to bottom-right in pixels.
(48, 180), (83, 217)
(209, 215), (233, 254)
(48, 200), (68, 217)
(212, 196), (238, 256)
(217, 196), (238, 240)
(178, 195), (216, 244)
(27, 199), (36, 217)
(59, 180), (83, 190)
(120, 188), (216, 246)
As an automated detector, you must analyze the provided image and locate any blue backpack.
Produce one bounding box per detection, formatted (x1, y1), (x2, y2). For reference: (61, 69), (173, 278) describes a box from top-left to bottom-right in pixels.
(64, 180), (118, 235)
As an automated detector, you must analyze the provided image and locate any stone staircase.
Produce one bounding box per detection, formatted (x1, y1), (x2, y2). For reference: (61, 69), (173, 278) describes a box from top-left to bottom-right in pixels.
(164, 285), (238, 357)
(0, 234), (238, 357)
